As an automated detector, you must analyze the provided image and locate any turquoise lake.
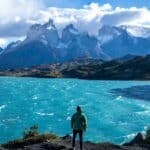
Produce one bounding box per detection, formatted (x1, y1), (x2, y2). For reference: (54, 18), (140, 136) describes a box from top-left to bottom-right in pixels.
(0, 77), (150, 144)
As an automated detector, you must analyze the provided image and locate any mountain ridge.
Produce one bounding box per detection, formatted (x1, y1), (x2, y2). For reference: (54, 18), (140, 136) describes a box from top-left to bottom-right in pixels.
(0, 20), (150, 69)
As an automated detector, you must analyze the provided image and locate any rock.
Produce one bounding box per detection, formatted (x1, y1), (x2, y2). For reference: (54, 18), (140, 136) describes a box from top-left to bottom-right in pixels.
(41, 143), (66, 150)
(24, 143), (67, 150)
(129, 133), (145, 145)
(62, 135), (72, 140)
(2, 132), (150, 150)
(0, 146), (7, 150)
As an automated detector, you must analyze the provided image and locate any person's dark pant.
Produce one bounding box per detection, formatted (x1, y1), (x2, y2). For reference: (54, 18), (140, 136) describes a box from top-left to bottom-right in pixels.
(72, 130), (83, 150)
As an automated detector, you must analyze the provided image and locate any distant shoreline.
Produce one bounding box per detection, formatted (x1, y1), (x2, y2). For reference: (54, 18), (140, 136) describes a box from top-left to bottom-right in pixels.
(0, 55), (149, 80)
(0, 75), (150, 81)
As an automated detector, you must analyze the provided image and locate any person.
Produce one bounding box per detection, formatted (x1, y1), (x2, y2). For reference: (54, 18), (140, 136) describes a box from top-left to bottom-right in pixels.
(71, 106), (87, 150)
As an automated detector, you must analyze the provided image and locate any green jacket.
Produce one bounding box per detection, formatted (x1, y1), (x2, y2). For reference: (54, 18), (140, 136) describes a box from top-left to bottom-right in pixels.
(71, 111), (87, 131)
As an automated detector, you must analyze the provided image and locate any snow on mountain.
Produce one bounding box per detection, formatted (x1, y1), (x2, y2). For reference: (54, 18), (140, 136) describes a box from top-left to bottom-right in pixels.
(7, 41), (21, 49)
(120, 25), (150, 38)
(0, 20), (105, 69)
(100, 25), (150, 58)
(26, 19), (59, 47)
(1, 20), (150, 69)
(43, 19), (56, 30)
(61, 24), (79, 43)
(98, 25), (123, 44)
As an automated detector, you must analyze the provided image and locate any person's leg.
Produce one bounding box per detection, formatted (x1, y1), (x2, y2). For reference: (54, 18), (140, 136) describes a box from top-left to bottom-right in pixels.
(72, 130), (77, 149)
(79, 130), (83, 150)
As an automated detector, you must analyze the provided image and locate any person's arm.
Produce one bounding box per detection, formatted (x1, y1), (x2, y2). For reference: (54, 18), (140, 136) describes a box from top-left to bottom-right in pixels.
(83, 115), (87, 131)
(71, 115), (74, 129)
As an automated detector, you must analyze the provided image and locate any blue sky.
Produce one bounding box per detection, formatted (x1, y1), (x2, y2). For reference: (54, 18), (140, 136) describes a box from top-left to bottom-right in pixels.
(44, 0), (150, 8)
(0, 0), (150, 47)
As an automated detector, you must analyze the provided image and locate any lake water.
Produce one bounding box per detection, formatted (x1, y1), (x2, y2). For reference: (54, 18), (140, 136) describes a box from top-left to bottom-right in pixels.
(0, 77), (150, 144)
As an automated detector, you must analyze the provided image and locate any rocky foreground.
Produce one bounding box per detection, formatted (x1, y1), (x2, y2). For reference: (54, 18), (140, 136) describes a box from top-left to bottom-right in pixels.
(1, 133), (150, 150)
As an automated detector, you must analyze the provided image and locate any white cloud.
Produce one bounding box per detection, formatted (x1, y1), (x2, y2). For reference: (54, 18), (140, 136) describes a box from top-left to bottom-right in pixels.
(1, 1), (150, 47)
(0, 0), (43, 23)
(37, 3), (113, 35)
(0, 38), (7, 48)
(0, 0), (43, 38)
(101, 7), (150, 27)
(0, 37), (25, 48)
(37, 3), (150, 35)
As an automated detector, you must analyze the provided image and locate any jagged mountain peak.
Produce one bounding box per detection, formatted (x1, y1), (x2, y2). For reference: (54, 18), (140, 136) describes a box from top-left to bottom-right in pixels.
(98, 25), (128, 44)
(61, 24), (79, 43)
(43, 19), (56, 30)
(1, 20), (150, 69)
(66, 24), (74, 29)
(26, 19), (59, 47)
(99, 25), (125, 36)
(120, 25), (150, 38)
(29, 19), (55, 31)
(63, 24), (79, 34)
(29, 24), (41, 30)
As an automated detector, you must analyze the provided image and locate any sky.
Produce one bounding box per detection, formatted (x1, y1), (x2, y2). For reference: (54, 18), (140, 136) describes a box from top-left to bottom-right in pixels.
(0, 0), (150, 47)
(44, 0), (150, 9)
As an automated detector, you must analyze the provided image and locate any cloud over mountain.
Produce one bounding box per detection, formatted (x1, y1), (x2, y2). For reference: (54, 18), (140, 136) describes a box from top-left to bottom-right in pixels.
(0, 1), (150, 47)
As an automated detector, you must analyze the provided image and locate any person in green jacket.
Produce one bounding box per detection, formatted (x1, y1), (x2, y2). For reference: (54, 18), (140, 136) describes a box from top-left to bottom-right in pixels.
(71, 106), (87, 150)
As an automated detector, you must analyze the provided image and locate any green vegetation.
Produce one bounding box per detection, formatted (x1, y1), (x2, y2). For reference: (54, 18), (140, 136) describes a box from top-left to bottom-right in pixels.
(23, 125), (39, 139)
(2, 125), (59, 149)
(2, 125), (150, 149)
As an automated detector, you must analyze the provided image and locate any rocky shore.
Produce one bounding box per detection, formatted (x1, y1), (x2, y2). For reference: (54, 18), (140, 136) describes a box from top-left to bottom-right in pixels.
(1, 133), (150, 150)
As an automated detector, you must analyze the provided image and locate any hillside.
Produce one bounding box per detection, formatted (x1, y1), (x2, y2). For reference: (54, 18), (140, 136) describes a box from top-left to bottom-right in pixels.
(0, 55), (149, 80)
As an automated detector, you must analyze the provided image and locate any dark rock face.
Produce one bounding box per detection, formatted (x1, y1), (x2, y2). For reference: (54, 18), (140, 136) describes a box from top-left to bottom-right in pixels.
(0, 47), (3, 53)
(0, 40), (57, 70)
(123, 133), (150, 150)
(61, 24), (79, 43)
(129, 133), (145, 145)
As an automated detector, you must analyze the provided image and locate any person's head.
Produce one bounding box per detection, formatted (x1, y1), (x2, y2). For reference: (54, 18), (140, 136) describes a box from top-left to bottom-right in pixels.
(76, 106), (82, 113)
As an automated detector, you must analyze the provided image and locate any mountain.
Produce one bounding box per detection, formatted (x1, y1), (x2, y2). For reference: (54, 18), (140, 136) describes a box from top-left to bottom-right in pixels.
(61, 24), (79, 43)
(99, 26), (150, 58)
(0, 20), (61, 70)
(0, 55), (149, 80)
(26, 19), (60, 47)
(121, 25), (150, 38)
(115, 54), (138, 62)
(0, 20), (106, 69)
(4, 41), (21, 53)
(0, 47), (3, 53)
(98, 25), (123, 44)
(0, 20), (150, 69)
(61, 55), (150, 80)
